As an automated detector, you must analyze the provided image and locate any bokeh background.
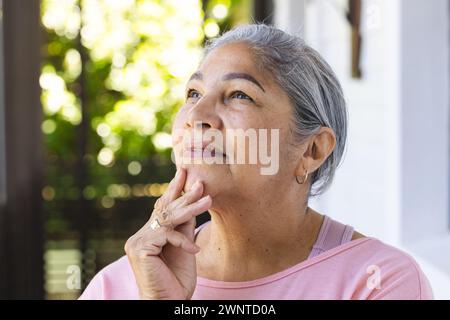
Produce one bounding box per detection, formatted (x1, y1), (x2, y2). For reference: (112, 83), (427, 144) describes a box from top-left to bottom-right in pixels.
(1, 0), (450, 299)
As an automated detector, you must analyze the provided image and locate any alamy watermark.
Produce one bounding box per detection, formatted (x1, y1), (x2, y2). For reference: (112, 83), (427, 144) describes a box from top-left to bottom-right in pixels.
(171, 122), (280, 175)
(66, 265), (81, 290)
(366, 264), (381, 290)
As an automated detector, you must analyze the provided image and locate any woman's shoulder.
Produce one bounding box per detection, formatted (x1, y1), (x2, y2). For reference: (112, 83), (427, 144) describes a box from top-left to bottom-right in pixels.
(331, 237), (434, 299)
(79, 256), (138, 300)
(350, 237), (422, 270)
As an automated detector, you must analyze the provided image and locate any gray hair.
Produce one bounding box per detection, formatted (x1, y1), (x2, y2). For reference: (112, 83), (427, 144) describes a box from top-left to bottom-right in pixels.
(204, 24), (347, 196)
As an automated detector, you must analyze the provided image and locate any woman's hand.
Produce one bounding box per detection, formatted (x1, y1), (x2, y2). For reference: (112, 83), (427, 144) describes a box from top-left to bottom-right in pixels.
(124, 168), (211, 300)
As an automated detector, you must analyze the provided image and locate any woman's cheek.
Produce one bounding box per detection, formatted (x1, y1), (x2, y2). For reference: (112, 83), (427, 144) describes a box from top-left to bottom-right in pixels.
(171, 115), (185, 165)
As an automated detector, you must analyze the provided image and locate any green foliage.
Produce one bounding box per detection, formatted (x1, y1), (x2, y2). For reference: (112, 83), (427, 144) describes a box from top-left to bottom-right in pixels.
(40, 0), (205, 210)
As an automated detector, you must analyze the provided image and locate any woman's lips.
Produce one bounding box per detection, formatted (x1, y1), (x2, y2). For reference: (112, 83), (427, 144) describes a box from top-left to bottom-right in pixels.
(183, 147), (226, 159)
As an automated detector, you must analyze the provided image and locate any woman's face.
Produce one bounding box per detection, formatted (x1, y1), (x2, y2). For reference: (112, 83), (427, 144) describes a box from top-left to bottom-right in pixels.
(172, 42), (299, 202)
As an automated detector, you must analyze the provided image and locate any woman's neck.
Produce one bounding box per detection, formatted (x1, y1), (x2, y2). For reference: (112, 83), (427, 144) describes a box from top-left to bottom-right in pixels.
(195, 200), (324, 282)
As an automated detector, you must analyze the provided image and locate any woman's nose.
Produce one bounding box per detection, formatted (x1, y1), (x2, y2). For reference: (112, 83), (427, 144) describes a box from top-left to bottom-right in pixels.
(185, 96), (221, 130)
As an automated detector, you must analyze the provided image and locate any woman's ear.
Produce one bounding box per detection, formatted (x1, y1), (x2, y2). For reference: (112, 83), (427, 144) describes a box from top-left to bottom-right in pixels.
(296, 127), (336, 177)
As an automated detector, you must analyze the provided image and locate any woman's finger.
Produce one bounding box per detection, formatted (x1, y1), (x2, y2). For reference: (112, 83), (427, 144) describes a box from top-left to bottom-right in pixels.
(169, 180), (204, 209)
(167, 229), (200, 254)
(164, 167), (187, 203)
(138, 227), (200, 256)
(147, 194), (211, 230)
(169, 195), (212, 226)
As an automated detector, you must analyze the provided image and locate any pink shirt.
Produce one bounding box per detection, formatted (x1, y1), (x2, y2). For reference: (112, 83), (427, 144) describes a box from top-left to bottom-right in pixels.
(79, 217), (433, 300)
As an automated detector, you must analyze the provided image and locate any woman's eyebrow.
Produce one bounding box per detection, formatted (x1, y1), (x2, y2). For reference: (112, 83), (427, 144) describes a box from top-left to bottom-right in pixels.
(187, 71), (266, 93)
(188, 71), (203, 82)
(222, 72), (265, 92)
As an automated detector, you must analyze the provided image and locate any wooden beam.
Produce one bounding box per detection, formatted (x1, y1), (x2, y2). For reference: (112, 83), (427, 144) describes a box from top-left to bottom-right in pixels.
(348, 0), (362, 78)
(1, 0), (44, 299)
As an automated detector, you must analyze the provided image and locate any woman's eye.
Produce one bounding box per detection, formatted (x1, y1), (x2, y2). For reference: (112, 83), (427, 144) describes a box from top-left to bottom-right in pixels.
(231, 91), (253, 102)
(186, 89), (201, 100)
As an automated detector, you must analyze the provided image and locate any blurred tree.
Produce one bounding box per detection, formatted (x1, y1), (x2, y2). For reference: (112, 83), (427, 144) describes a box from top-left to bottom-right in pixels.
(41, 0), (204, 214)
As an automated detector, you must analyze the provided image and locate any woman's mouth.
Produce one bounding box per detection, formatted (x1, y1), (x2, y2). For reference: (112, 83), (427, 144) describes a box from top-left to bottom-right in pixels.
(182, 141), (227, 161)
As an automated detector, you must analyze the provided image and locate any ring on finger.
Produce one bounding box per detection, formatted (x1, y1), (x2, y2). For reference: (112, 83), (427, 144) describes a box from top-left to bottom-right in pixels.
(150, 210), (173, 230)
(150, 218), (163, 230)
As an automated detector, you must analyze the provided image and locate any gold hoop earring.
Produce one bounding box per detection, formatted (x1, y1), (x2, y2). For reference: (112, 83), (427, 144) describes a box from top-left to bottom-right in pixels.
(295, 170), (309, 185)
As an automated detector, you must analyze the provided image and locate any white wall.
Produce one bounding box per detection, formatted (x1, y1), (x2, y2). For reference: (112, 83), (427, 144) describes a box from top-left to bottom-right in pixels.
(273, 0), (305, 36)
(275, 0), (450, 298)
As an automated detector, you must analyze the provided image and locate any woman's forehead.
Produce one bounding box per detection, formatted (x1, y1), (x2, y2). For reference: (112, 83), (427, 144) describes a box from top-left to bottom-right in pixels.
(199, 42), (260, 74)
(194, 43), (272, 88)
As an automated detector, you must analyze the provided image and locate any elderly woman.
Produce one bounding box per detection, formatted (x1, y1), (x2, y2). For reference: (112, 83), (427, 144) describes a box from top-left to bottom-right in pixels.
(80, 24), (432, 300)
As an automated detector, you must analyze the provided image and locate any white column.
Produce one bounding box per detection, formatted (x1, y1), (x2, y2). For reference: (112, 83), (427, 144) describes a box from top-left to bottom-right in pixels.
(399, 0), (449, 242)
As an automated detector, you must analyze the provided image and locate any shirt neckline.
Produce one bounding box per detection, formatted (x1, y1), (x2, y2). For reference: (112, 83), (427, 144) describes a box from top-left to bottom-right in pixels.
(196, 237), (375, 289)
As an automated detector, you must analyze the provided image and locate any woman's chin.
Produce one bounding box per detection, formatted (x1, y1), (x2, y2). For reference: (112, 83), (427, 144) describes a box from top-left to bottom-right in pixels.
(183, 165), (226, 196)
